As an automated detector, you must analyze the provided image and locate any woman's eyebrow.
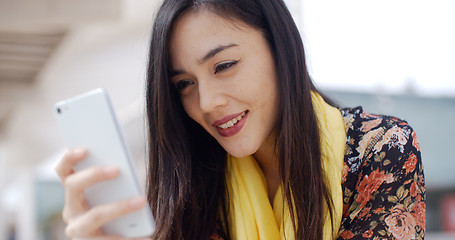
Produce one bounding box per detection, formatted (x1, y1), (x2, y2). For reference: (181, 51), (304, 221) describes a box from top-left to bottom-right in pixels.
(199, 43), (238, 63)
(169, 44), (238, 77)
(169, 69), (184, 78)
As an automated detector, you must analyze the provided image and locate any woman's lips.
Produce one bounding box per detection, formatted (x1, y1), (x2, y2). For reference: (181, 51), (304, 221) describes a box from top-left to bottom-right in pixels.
(213, 110), (248, 137)
(212, 111), (246, 126)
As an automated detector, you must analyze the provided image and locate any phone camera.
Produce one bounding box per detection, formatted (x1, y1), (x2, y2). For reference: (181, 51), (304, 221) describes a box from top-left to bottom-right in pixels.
(57, 107), (61, 114)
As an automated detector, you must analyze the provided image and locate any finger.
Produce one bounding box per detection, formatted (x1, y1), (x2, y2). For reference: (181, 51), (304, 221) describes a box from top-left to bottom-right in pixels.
(55, 148), (88, 181)
(64, 166), (119, 197)
(66, 196), (147, 238)
(62, 166), (120, 221)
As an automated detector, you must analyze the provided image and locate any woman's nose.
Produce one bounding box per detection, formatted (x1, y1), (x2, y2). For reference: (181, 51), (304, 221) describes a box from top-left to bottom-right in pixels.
(198, 80), (228, 112)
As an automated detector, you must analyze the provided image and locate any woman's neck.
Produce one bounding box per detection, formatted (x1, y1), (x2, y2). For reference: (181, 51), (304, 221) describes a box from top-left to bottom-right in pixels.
(253, 134), (280, 204)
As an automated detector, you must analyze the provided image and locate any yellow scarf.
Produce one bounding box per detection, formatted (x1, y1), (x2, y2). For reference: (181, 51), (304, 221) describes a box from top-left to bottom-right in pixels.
(226, 92), (346, 239)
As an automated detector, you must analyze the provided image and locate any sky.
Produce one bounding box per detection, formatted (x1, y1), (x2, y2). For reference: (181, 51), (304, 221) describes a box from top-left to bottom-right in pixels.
(294, 0), (455, 97)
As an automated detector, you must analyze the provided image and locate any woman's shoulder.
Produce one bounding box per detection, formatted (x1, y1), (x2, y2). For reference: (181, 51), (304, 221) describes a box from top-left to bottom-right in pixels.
(340, 106), (416, 136)
(339, 106), (421, 183)
(340, 106), (419, 162)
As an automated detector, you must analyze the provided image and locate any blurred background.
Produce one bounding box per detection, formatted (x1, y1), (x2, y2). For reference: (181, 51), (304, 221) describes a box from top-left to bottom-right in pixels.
(0, 0), (454, 239)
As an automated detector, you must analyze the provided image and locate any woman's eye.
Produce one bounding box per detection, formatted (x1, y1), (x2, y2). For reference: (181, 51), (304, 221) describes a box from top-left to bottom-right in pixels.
(175, 80), (194, 91)
(214, 59), (240, 74)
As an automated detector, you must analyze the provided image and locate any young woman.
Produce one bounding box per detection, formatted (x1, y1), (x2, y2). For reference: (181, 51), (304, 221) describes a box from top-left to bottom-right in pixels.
(56, 0), (425, 239)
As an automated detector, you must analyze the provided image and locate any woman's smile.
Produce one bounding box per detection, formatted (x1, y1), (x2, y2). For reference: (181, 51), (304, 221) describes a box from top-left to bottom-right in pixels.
(213, 110), (249, 137)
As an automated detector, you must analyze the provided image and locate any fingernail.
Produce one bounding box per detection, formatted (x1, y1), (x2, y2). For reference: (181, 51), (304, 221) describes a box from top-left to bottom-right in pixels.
(129, 196), (146, 208)
(72, 148), (87, 157)
(104, 166), (119, 176)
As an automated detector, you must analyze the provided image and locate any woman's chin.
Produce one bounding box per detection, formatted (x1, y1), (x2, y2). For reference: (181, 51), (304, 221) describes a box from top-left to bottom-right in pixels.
(223, 146), (256, 159)
(216, 136), (258, 158)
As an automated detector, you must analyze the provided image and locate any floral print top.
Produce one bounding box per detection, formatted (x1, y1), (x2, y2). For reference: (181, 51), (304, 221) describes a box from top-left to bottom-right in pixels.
(337, 107), (425, 240)
(212, 107), (425, 240)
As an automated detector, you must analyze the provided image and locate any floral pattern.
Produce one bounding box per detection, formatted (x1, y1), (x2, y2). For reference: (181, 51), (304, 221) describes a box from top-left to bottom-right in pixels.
(337, 107), (425, 240)
(212, 107), (425, 239)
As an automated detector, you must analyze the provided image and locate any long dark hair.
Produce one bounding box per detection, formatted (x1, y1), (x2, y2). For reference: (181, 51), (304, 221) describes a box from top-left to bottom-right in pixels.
(146, 0), (335, 239)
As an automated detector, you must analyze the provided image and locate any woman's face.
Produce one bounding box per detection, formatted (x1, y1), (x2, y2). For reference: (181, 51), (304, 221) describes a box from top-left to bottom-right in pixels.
(169, 9), (279, 158)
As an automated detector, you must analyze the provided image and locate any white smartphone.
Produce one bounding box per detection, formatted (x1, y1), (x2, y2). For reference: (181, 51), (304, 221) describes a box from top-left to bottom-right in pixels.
(54, 88), (156, 238)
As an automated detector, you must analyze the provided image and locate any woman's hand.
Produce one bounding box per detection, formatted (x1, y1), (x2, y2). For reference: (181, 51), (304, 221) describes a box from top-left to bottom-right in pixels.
(55, 148), (152, 240)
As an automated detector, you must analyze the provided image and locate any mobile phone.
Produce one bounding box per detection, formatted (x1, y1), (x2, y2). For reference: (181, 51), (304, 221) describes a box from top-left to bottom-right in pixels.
(54, 88), (155, 238)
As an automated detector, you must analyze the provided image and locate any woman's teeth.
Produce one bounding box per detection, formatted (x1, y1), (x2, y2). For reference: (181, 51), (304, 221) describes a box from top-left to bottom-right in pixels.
(218, 111), (246, 129)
